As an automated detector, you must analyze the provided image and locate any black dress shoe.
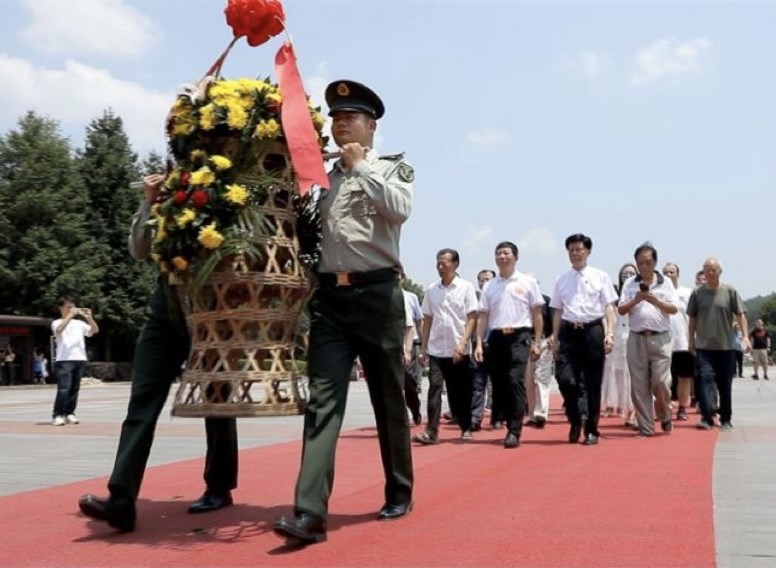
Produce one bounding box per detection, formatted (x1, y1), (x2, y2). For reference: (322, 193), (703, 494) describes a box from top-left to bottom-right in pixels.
(412, 410), (422, 426)
(584, 433), (599, 445)
(378, 501), (413, 520)
(188, 490), (233, 514)
(503, 433), (519, 449)
(78, 494), (136, 532)
(568, 424), (581, 443)
(273, 513), (327, 543)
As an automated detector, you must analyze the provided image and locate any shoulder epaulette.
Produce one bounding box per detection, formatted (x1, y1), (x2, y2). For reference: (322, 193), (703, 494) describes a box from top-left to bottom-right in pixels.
(378, 152), (405, 161)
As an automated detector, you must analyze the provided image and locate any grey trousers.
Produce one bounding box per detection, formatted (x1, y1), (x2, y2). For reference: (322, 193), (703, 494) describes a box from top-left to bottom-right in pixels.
(626, 332), (673, 435)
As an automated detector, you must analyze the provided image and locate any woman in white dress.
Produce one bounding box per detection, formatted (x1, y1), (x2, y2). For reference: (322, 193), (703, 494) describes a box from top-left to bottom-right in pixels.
(601, 264), (637, 425)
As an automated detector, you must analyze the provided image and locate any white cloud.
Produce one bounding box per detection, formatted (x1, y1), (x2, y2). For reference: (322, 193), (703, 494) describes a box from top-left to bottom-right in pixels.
(566, 50), (612, 78)
(464, 224), (495, 253)
(630, 37), (713, 86)
(19, 0), (159, 58)
(466, 128), (509, 146)
(0, 54), (174, 155)
(517, 228), (559, 256)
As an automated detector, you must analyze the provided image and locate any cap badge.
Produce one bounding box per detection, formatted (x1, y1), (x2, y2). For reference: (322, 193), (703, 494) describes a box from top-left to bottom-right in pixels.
(337, 83), (350, 96)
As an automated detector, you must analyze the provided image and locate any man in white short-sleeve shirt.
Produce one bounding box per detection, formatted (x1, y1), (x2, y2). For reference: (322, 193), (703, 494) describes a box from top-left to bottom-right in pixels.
(618, 243), (677, 437)
(417, 248), (478, 444)
(474, 241), (544, 449)
(549, 233), (616, 446)
(51, 296), (99, 426)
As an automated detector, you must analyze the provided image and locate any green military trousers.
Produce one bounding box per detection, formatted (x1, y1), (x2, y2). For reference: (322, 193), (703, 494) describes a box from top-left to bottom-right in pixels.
(107, 283), (238, 501)
(294, 279), (414, 517)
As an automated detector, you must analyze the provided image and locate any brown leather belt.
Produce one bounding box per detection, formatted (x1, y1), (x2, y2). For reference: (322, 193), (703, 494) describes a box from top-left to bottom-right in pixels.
(318, 267), (399, 288)
(634, 329), (667, 336)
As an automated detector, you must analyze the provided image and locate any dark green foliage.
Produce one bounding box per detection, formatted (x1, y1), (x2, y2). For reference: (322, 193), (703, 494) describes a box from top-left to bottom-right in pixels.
(401, 276), (424, 304)
(0, 112), (105, 317)
(76, 110), (155, 360)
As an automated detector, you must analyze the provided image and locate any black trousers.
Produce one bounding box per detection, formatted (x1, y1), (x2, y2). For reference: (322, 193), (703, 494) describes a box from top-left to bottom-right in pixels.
(427, 355), (473, 434)
(555, 323), (606, 436)
(696, 349), (735, 423)
(108, 284), (238, 501)
(487, 329), (530, 438)
(404, 342), (421, 419)
(470, 346), (489, 427)
(294, 280), (413, 518)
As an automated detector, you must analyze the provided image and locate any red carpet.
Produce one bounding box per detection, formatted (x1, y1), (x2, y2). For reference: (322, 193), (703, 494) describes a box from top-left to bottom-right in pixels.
(0, 411), (717, 567)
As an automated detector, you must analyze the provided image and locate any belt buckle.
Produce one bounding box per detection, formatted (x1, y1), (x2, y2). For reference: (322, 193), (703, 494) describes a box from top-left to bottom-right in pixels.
(642, 330), (654, 336)
(335, 272), (352, 287)
(502, 327), (515, 335)
(572, 322), (584, 329)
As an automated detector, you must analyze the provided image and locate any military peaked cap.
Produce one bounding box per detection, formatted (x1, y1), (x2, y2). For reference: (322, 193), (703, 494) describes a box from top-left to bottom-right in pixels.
(325, 80), (385, 119)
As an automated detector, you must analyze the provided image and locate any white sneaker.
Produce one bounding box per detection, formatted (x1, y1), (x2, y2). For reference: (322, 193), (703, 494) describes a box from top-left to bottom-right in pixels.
(65, 414), (80, 424)
(52, 416), (66, 426)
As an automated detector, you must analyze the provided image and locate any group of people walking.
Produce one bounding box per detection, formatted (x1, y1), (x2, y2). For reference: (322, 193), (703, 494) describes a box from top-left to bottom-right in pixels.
(410, 235), (751, 450)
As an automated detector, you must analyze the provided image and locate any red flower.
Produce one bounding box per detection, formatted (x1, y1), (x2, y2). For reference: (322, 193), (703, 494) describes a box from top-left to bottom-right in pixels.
(224, 0), (285, 47)
(191, 190), (210, 209)
(179, 171), (191, 187)
(173, 190), (188, 205)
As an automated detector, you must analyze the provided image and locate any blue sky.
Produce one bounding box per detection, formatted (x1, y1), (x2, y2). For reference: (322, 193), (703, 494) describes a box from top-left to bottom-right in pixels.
(1, 1), (774, 298)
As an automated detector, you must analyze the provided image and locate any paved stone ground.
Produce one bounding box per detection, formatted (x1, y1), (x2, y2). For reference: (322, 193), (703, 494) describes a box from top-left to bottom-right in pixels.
(1, 368), (775, 566)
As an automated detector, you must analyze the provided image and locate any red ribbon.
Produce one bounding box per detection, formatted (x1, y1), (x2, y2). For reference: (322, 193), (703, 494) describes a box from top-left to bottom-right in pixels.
(274, 41), (328, 194)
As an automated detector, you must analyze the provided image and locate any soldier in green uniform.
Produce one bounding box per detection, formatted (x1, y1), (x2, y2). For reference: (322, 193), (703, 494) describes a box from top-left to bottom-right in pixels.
(77, 174), (238, 532)
(273, 80), (415, 544)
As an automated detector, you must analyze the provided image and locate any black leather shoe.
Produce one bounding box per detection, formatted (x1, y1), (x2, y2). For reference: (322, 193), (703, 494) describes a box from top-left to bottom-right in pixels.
(503, 433), (519, 448)
(584, 433), (599, 445)
(412, 410), (422, 426)
(273, 513), (327, 543)
(568, 424), (581, 443)
(78, 494), (136, 532)
(378, 501), (413, 520)
(188, 490), (233, 514)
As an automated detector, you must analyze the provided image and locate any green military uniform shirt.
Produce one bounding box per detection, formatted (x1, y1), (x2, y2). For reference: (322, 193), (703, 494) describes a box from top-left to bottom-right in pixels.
(318, 149), (414, 273)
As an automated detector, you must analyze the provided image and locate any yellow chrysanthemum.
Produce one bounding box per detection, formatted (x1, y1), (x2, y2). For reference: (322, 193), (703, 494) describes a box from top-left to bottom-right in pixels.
(190, 167), (215, 186)
(199, 104), (218, 131)
(210, 155), (232, 171)
(171, 256), (189, 271)
(311, 111), (325, 130)
(150, 204), (161, 217)
(190, 149), (207, 163)
(198, 223), (225, 250)
(225, 184), (248, 206)
(176, 208), (197, 228)
(154, 217), (168, 243)
(171, 121), (197, 136)
(226, 103), (248, 130)
(253, 119), (281, 140)
(266, 92), (282, 105)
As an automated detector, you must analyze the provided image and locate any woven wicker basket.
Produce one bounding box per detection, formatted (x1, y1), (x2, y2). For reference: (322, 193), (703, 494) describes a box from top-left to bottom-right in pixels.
(171, 145), (309, 417)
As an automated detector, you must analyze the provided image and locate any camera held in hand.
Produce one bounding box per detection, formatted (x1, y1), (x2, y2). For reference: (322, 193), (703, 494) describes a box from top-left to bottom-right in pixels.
(639, 282), (649, 293)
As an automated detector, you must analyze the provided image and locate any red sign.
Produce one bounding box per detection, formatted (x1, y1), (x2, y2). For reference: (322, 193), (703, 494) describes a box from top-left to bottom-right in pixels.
(0, 326), (31, 336)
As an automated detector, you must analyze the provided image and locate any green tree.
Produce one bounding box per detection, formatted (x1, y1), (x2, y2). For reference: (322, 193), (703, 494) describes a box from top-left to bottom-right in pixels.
(755, 296), (776, 338)
(77, 110), (156, 361)
(0, 112), (105, 316)
(401, 276), (424, 304)
(140, 150), (165, 176)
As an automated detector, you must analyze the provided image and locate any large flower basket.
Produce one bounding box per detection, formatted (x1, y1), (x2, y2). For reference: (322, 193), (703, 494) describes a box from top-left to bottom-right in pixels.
(171, 144), (311, 418)
(153, 1), (328, 418)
